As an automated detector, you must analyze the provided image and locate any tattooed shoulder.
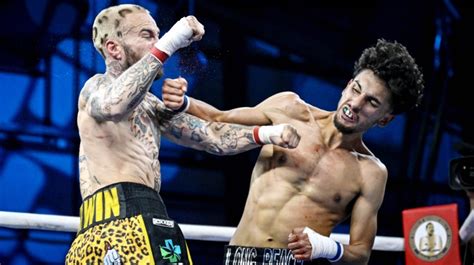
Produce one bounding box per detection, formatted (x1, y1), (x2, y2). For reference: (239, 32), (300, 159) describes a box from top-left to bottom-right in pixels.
(80, 74), (109, 104)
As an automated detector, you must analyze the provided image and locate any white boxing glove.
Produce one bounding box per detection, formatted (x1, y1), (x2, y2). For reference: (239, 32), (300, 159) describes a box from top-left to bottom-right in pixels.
(303, 227), (344, 262)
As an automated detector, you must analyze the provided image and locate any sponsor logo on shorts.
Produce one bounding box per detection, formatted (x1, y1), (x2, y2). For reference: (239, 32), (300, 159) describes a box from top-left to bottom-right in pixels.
(224, 246), (304, 265)
(152, 218), (175, 228)
(103, 241), (121, 265)
(408, 215), (452, 261)
(160, 239), (182, 263)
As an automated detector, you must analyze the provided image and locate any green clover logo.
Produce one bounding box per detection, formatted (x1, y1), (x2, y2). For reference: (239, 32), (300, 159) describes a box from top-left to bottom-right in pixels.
(160, 239), (182, 262)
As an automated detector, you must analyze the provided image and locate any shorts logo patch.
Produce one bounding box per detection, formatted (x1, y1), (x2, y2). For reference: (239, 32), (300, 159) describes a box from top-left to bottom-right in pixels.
(103, 241), (121, 265)
(152, 218), (175, 228)
(160, 239), (182, 262)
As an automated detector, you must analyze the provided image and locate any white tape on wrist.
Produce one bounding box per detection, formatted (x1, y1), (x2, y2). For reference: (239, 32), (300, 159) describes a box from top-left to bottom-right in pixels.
(253, 124), (285, 145)
(303, 227), (343, 262)
(155, 17), (193, 56)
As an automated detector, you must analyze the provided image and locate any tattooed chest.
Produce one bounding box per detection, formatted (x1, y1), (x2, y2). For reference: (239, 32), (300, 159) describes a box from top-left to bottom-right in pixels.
(129, 107), (160, 159)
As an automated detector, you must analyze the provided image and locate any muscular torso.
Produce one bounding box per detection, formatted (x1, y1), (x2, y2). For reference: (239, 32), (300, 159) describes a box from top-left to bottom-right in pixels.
(78, 91), (163, 198)
(231, 102), (376, 247)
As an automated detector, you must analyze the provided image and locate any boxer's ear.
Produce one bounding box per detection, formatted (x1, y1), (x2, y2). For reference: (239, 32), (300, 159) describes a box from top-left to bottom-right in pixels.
(105, 40), (122, 60)
(377, 115), (394, 127)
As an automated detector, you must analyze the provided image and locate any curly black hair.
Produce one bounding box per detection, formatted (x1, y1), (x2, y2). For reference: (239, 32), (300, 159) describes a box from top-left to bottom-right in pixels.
(353, 39), (424, 114)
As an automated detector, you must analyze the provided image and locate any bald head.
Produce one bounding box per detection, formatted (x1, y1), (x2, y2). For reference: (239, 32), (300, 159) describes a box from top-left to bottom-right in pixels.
(92, 4), (149, 58)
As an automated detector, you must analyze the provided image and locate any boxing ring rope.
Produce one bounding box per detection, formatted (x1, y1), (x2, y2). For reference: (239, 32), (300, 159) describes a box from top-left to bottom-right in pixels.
(0, 211), (404, 251)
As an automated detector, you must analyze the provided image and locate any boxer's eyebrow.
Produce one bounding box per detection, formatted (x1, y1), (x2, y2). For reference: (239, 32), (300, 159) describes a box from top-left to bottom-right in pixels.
(354, 80), (381, 106)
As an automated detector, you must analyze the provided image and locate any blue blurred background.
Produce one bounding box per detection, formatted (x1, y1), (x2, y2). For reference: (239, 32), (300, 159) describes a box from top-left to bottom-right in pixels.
(0, 0), (472, 264)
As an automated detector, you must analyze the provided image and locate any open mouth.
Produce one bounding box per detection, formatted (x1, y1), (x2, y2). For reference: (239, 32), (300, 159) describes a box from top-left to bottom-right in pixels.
(342, 105), (355, 121)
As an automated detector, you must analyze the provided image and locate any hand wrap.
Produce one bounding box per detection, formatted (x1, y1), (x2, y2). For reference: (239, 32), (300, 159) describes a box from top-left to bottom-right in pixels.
(252, 124), (285, 145)
(151, 17), (193, 62)
(303, 227), (343, 262)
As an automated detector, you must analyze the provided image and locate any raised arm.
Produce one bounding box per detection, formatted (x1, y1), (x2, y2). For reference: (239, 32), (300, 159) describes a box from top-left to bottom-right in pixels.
(84, 17), (204, 122)
(162, 77), (308, 125)
(84, 55), (162, 122)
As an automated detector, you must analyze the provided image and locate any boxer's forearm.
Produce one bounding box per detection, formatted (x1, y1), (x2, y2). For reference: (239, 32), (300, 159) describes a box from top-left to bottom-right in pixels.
(336, 244), (370, 265)
(89, 55), (162, 122)
(187, 97), (225, 122)
(188, 97), (271, 125)
(160, 112), (260, 155)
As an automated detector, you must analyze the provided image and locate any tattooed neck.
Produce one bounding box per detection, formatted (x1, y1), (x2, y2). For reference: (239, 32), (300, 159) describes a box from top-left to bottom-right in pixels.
(106, 60), (126, 78)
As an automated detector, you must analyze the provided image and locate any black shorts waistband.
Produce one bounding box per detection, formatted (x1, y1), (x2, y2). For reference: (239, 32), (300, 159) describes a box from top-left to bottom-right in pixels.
(223, 245), (329, 265)
(78, 182), (168, 234)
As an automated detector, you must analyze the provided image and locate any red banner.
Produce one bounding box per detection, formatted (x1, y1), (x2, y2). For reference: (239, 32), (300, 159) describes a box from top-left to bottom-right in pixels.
(402, 203), (461, 265)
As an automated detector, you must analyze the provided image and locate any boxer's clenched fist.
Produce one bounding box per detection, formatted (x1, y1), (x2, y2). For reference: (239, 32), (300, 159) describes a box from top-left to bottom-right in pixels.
(162, 77), (188, 111)
(154, 16), (205, 59)
(253, 124), (300, 149)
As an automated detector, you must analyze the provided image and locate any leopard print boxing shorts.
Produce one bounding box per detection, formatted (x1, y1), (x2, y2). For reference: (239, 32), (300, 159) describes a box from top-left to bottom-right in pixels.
(66, 182), (192, 265)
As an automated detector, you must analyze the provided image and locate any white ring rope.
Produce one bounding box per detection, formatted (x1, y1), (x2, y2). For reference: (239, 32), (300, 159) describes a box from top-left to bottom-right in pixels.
(0, 211), (404, 251)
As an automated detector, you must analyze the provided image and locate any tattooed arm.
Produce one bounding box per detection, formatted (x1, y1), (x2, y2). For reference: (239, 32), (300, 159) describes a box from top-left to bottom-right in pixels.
(156, 101), (300, 155)
(160, 112), (260, 155)
(84, 54), (163, 122)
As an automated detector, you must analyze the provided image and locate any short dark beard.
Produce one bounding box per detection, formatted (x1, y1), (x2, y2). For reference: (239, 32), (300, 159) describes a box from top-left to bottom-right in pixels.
(123, 44), (139, 69)
(333, 114), (355, 134)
